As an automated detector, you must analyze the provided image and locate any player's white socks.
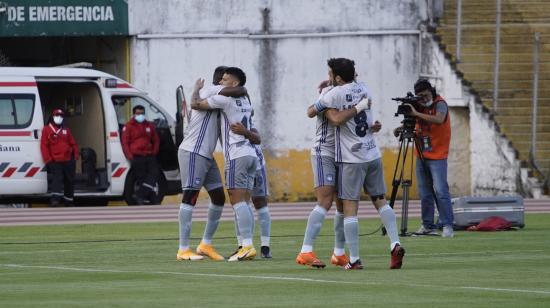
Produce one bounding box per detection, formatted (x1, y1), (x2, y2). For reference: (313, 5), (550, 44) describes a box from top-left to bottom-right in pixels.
(232, 211), (243, 246)
(333, 210), (346, 256)
(301, 205), (327, 253)
(201, 203), (224, 245)
(247, 203), (255, 238)
(234, 202), (253, 247)
(344, 216), (360, 263)
(257, 206), (271, 247)
(378, 204), (400, 250)
(178, 203), (194, 250)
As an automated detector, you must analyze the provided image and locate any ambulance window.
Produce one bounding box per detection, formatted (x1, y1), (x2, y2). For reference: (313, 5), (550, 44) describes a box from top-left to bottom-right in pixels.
(112, 96), (168, 128)
(0, 94), (35, 128)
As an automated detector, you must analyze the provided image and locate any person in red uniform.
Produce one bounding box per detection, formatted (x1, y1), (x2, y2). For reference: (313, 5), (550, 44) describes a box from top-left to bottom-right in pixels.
(121, 105), (160, 205)
(40, 109), (79, 206)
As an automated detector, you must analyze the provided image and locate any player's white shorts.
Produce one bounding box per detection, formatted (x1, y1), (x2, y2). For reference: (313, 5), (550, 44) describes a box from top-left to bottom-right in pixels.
(252, 165), (269, 197)
(338, 158), (386, 201)
(224, 156), (258, 190)
(178, 149), (223, 191)
(311, 154), (337, 188)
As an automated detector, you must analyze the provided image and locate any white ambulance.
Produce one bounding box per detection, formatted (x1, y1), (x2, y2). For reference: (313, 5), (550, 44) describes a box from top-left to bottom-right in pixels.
(0, 67), (184, 205)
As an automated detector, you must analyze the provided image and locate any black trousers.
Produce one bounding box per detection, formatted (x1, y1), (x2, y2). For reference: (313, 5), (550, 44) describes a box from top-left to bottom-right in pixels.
(48, 160), (76, 205)
(132, 155), (159, 199)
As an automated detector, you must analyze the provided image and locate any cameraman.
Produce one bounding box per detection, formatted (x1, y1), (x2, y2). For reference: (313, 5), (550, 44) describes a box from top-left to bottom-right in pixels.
(399, 79), (454, 238)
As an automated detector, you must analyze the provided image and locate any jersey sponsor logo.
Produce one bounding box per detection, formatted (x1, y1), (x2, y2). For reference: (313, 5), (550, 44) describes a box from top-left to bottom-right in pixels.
(236, 99), (242, 107)
(346, 94), (353, 102)
(351, 143), (363, 152)
(365, 140), (376, 150)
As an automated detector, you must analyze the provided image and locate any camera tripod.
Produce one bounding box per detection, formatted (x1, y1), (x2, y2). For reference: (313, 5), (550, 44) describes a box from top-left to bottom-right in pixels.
(384, 118), (441, 236)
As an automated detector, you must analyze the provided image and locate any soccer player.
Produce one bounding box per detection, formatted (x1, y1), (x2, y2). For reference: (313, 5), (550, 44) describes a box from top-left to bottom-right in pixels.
(229, 134), (272, 259)
(321, 58), (405, 269)
(295, 79), (348, 269)
(191, 67), (260, 261)
(176, 66), (247, 261)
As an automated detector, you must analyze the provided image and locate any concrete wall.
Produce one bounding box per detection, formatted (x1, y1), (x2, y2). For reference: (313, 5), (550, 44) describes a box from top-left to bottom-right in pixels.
(128, 0), (430, 201)
(127, 0), (521, 201)
(469, 103), (520, 195)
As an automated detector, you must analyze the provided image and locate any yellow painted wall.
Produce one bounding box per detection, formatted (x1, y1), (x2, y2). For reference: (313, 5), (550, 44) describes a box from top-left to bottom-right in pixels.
(164, 148), (419, 205)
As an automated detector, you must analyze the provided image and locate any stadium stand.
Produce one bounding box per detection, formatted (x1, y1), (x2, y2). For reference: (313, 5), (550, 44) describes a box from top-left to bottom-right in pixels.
(434, 0), (550, 193)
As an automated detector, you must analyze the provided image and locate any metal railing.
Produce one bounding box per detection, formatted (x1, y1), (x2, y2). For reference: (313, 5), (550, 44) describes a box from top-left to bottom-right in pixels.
(529, 32), (549, 189)
(492, 0), (502, 112)
(455, 0), (462, 62)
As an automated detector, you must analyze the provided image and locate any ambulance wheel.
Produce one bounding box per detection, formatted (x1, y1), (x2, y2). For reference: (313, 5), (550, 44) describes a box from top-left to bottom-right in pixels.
(124, 170), (166, 206)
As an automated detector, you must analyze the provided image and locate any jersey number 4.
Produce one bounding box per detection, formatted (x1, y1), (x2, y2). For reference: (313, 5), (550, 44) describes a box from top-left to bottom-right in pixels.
(241, 116), (251, 129)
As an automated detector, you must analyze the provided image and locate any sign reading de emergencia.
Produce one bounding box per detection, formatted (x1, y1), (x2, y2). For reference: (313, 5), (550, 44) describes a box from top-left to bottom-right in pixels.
(0, 0), (128, 36)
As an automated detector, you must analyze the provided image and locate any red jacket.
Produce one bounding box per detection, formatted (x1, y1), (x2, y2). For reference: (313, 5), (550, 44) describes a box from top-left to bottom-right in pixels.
(121, 118), (160, 160)
(40, 123), (79, 163)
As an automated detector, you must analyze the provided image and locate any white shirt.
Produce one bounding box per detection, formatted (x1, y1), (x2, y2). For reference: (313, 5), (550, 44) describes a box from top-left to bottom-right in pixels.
(178, 85), (224, 159)
(207, 94), (256, 161)
(321, 81), (381, 163)
(310, 86), (336, 158)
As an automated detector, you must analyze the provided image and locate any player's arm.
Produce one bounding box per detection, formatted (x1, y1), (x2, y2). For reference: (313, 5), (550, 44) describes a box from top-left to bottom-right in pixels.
(307, 103), (324, 118)
(230, 123), (261, 144)
(308, 85), (335, 118)
(219, 86), (247, 98)
(406, 101), (447, 124)
(325, 98), (371, 126)
(190, 78), (214, 110)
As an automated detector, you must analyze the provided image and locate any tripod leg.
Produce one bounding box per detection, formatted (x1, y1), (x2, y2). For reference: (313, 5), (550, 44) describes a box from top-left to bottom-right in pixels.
(384, 136), (409, 236)
(401, 181), (410, 236)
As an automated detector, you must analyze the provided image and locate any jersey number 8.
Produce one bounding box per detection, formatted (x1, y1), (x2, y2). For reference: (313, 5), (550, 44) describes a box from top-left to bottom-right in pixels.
(354, 111), (369, 137)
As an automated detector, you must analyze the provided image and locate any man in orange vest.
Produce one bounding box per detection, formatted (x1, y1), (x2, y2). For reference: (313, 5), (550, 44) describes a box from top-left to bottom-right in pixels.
(40, 108), (79, 207)
(405, 79), (454, 238)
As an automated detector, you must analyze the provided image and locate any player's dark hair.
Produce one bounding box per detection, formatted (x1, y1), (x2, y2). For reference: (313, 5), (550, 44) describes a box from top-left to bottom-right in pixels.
(224, 67), (247, 86)
(213, 66), (228, 85)
(327, 58), (355, 83)
(132, 105), (145, 114)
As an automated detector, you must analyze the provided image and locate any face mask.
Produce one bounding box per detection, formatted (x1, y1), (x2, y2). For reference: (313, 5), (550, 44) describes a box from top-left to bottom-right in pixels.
(423, 99), (433, 108)
(53, 116), (63, 125)
(135, 114), (145, 123)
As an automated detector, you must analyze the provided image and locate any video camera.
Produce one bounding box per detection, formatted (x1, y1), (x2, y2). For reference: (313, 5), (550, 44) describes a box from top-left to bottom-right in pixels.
(392, 92), (423, 116)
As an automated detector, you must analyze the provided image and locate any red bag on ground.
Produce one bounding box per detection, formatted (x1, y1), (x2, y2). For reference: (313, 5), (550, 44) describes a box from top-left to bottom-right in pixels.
(467, 216), (514, 231)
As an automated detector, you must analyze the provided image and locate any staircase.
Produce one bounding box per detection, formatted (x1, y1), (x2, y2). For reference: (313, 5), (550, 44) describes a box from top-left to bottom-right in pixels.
(435, 0), (550, 193)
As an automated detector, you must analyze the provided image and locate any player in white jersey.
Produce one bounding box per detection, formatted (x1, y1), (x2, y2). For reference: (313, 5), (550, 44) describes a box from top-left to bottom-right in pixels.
(296, 84), (349, 268)
(228, 115), (273, 259)
(176, 66), (249, 262)
(322, 58), (405, 269)
(191, 67), (260, 261)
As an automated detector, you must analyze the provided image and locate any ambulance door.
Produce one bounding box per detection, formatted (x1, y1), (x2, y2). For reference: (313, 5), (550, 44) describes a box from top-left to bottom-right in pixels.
(0, 76), (48, 195)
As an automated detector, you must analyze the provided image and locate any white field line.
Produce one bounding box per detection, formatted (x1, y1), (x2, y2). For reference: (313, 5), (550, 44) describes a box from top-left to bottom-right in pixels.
(2, 263), (549, 295)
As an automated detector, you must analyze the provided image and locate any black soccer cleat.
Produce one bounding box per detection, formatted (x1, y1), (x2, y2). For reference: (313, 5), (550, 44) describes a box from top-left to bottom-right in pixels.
(261, 246), (272, 258)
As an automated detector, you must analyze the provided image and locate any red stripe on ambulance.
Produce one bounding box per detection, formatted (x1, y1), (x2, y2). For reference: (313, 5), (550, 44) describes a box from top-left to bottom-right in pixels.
(0, 82), (37, 87)
(2, 167), (17, 177)
(0, 131), (32, 136)
(25, 167), (40, 177)
(112, 167), (127, 178)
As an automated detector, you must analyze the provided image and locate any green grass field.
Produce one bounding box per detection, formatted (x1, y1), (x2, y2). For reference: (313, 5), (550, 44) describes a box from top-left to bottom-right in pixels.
(1, 214), (549, 307)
